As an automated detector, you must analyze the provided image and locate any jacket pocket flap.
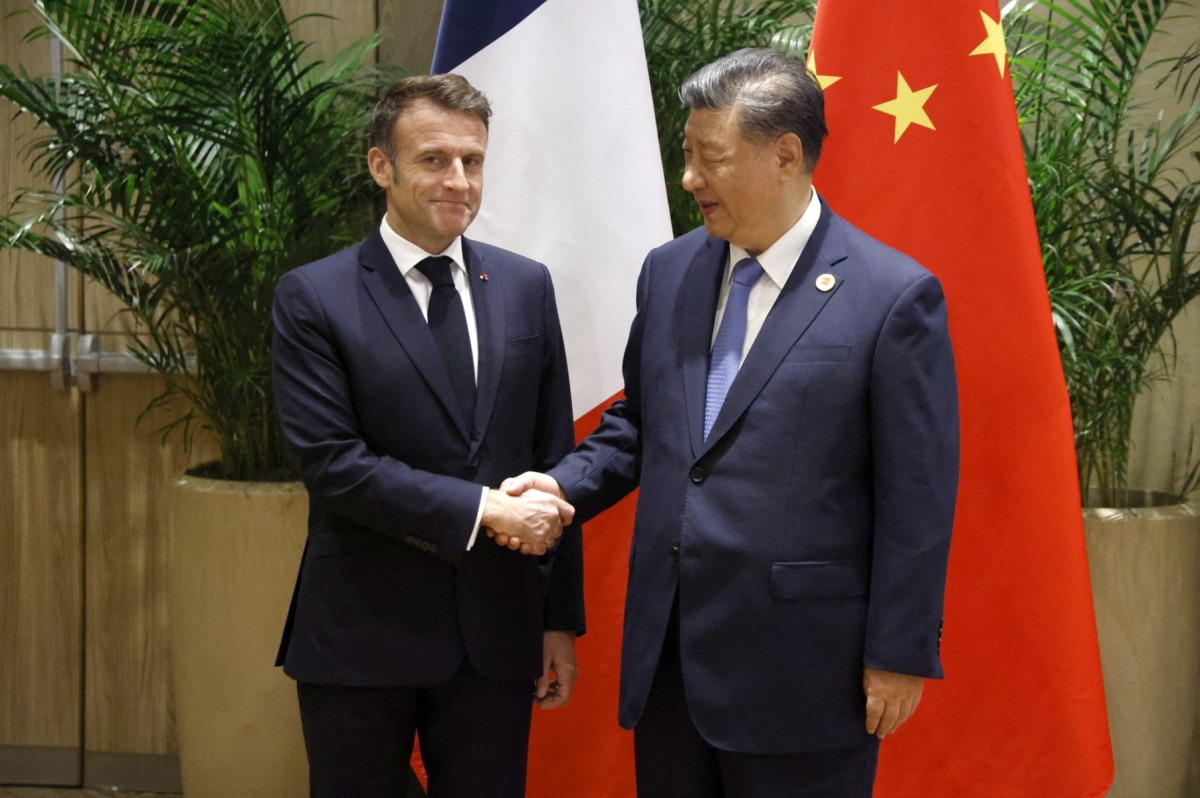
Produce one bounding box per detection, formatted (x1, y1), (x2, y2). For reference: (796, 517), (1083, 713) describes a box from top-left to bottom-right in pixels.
(505, 334), (542, 356)
(311, 529), (386, 558)
(769, 561), (867, 600)
(782, 345), (851, 363)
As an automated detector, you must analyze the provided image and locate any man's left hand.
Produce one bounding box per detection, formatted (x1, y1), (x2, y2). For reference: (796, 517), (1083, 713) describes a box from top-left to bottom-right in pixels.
(536, 631), (578, 710)
(863, 666), (924, 739)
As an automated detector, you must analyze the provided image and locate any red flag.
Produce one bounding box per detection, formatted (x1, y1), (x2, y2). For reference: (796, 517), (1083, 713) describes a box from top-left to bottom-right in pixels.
(810, 3), (1113, 795)
(524, 396), (639, 797)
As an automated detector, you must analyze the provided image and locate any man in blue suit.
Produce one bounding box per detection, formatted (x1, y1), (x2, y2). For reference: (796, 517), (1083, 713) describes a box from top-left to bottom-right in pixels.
(271, 74), (583, 798)
(498, 49), (959, 796)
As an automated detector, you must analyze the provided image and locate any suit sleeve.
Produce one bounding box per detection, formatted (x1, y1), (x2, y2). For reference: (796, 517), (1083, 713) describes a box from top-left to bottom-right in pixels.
(272, 269), (481, 566)
(546, 253), (650, 524)
(532, 266), (587, 634)
(864, 272), (960, 678)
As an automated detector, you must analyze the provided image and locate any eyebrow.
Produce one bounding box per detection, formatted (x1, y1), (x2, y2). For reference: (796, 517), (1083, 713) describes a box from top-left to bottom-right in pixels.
(414, 145), (485, 159)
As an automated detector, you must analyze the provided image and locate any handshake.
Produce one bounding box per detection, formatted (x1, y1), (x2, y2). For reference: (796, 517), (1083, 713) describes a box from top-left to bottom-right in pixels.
(480, 472), (570, 556)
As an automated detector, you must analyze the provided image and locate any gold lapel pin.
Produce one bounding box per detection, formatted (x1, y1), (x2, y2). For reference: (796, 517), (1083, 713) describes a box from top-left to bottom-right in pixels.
(815, 273), (836, 292)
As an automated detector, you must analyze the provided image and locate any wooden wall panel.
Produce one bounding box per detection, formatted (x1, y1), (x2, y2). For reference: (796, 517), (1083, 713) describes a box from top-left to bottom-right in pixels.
(1128, 2), (1200, 498)
(379, 0), (444, 73)
(0, 372), (82, 748)
(0, 0), (70, 334)
(82, 375), (216, 756)
(285, 0), (376, 61)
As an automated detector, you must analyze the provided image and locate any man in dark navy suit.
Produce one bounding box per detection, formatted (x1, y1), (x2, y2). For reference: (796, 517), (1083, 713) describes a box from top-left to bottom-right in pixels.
(271, 74), (583, 798)
(499, 49), (959, 797)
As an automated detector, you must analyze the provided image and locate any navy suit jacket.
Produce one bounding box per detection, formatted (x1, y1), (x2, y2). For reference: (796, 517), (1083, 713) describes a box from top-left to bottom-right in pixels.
(272, 231), (584, 688)
(548, 202), (958, 754)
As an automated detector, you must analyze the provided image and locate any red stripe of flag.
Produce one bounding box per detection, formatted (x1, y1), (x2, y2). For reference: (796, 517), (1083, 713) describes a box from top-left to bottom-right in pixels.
(810, 3), (1113, 795)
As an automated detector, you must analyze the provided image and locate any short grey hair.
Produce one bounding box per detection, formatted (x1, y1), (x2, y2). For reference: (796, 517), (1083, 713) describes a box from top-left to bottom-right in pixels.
(679, 48), (828, 171)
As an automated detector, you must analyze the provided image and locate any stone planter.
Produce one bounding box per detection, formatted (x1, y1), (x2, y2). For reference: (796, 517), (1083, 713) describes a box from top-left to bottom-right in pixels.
(167, 475), (309, 798)
(1084, 493), (1200, 798)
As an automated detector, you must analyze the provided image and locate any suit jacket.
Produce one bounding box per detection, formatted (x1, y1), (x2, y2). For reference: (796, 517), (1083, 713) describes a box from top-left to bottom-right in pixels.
(548, 202), (958, 754)
(272, 231), (584, 688)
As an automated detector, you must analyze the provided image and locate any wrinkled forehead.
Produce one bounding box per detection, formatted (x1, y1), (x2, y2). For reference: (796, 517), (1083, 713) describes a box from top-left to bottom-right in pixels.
(392, 101), (488, 150)
(683, 106), (748, 148)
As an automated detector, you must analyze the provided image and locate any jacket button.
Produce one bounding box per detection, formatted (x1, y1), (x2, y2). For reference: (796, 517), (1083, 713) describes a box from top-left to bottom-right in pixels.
(670, 545), (680, 561)
(689, 465), (706, 484)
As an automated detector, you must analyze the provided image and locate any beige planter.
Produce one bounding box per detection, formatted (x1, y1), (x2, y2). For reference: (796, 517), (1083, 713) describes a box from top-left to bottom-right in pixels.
(168, 475), (309, 798)
(1084, 495), (1200, 798)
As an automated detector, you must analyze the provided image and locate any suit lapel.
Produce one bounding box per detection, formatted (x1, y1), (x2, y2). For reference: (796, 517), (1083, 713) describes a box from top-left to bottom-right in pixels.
(698, 207), (848, 456)
(679, 236), (729, 459)
(463, 239), (504, 456)
(358, 231), (471, 443)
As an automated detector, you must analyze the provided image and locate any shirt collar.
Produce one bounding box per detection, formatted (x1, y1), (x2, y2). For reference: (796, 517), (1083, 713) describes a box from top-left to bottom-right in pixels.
(728, 189), (821, 289)
(377, 216), (466, 278)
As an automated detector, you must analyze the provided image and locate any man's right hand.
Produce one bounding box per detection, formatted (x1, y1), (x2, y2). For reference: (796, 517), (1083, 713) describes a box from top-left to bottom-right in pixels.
(488, 472), (567, 554)
(481, 486), (573, 556)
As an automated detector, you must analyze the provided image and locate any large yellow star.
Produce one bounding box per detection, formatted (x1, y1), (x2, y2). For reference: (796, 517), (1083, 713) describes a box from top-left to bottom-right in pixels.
(806, 50), (841, 90)
(872, 72), (937, 143)
(969, 9), (1008, 76)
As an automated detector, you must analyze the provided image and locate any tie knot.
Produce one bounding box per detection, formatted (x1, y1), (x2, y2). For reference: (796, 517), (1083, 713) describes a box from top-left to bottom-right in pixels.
(416, 256), (456, 288)
(731, 257), (763, 288)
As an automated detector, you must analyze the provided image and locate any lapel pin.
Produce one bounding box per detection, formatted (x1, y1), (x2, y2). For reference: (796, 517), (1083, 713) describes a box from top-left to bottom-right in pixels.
(815, 273), (836, 292)
(479, 274), (488, 281)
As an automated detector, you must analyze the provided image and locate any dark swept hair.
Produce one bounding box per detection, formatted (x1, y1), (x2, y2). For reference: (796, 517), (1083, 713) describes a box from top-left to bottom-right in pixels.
(369, 74), (492, 159)
(679, 48), (828, 172)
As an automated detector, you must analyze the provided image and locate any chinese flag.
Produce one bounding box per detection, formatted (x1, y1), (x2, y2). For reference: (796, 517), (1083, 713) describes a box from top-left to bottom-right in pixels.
(811, 3), (1113, 796)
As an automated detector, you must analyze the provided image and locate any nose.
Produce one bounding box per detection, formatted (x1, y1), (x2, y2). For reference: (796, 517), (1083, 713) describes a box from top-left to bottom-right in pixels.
(444, 159), (469, 191)
(682, 163), (703, 192)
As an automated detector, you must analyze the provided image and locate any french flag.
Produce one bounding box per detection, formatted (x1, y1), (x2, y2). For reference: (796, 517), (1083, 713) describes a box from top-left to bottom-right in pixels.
(433, 1), (671, 796)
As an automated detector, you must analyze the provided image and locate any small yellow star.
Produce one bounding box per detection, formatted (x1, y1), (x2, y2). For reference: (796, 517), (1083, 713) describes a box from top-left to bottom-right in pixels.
(806, 50), (841, 90)
(872, 72), (937, 143)
(969, 9), (1008, 76)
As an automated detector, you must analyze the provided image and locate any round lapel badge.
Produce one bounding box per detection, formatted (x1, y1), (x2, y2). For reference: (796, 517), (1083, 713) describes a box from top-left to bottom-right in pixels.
(815, 273), (836, 292)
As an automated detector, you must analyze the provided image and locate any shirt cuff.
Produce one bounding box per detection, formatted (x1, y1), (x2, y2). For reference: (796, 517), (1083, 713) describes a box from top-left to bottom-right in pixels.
(466, 486), (488, 550)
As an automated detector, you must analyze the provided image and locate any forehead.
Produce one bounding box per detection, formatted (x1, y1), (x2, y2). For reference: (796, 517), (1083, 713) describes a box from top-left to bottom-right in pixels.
(683, 107), (742, 147)
(392, 99), (487, 151)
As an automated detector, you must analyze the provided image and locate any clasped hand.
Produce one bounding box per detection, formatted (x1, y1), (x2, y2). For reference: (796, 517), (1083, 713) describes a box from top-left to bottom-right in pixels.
(481, 477), (572, 556)
(483, 472), (568, 555)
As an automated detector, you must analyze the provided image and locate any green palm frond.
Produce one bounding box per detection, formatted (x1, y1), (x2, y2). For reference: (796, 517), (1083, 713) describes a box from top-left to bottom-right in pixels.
(1, 0), (404, 480)
(1006, 0), (1200, 504)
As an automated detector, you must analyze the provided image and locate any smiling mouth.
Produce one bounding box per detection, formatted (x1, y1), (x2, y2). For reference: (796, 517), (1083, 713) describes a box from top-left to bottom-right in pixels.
(698, 200), (718, 216)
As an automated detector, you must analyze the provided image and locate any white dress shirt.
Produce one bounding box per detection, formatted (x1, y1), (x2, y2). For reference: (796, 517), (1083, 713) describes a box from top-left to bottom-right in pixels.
(377, 217), (487, 549)
(712, 189), (822, 362)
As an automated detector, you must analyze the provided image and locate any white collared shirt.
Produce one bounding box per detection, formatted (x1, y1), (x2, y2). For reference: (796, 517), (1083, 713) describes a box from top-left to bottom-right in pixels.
(712, 189), (822, 362)
(377, 217), (486, 549)
(378, 217), (480, 380)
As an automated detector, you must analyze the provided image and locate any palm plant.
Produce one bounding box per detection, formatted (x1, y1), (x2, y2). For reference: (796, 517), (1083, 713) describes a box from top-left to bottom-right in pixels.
(640, 0), (814, 235)
(0, 0), (397, 480)
(1006, 0), (1200, 506)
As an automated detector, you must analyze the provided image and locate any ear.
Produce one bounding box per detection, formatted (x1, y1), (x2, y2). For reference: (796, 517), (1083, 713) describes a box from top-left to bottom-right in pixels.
(775, 132), (805, 179)
(367, 147), (393, 189)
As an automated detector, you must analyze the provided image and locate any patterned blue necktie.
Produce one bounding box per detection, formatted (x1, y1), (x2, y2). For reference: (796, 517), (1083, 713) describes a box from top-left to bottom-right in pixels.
(704, 257), (763, 439)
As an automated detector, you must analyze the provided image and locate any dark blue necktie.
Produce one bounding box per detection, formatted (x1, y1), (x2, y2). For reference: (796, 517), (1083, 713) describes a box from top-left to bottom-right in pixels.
(704, 257), (763, 439)
(415, 256), (476, 427)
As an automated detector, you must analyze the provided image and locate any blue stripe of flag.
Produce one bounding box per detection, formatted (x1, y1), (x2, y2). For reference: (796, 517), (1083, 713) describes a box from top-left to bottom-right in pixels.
(432, 0), (548, 72)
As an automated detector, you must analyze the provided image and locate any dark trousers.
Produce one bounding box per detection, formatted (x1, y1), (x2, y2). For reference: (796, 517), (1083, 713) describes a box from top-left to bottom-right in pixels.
(634, 597), (880, 798)
(297, 659), (532, 798)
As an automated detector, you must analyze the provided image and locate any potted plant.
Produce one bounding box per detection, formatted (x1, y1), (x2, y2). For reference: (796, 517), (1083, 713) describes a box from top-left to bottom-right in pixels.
(1007, 2), (1200, 795)
(0, 1), (398, 795)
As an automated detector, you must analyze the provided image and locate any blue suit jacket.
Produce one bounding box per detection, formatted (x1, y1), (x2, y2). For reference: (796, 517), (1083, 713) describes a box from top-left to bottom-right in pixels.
(548, 203), (958, 754)
(272, 231), (584, 687)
